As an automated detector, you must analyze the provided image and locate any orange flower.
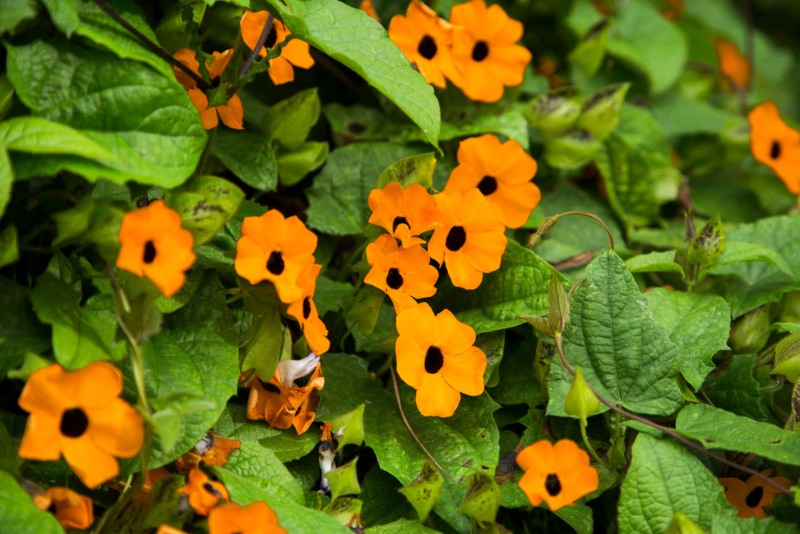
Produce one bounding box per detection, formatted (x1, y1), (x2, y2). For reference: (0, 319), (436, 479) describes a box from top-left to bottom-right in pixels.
(748, 101), (800, 194)
(516, 439), (599, 511)
(177, 468), (230, 516)
(360, 0), (380, 21)
(449, 0), (531, 103)
(208, 501), (287, 534)
(286, 264), (330, 355)
(17, 362), (144, 489)
(715, 38), (750, 92)
(368, 182), (441, 248)
(235, 209), (317, 303)
(116, 199), (196, 298)
(156, 526), (188, 534)
(246, 354), (325, 434)
(241, 11), (314, 85)
(428, 189), (507, 290)
(388, 0), (461, 88)
(395, 303), (486, 417)
(34, 487), (94, 529)
(719, 469), (792, 519)
(365, 234), (438, 313)
(444, 134), (540, 228)
(173, 49), (243, 130)
(176, 432), (241, 472)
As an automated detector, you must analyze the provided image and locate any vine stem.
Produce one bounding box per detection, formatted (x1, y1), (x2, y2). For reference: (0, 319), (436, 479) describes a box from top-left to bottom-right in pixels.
(389, 366), (452, 480)
(553, 334), (792, 497)
(240, 14), (274, 79)
(528, 211), (615, 250)
(92, 0), (210, 91)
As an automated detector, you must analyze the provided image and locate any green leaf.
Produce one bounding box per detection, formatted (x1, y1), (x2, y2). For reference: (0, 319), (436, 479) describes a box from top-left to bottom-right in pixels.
(306, 143), (419, 235)
(326, 458), (362, 501)
(377, 152), (436, 190)
(168, 176), (244, 245)
(543, 129), (601, 169)
(263, 88), (321, 150)
(264, 0), (440, 147)
(773, 333), (800, 382)
(223, 441), (305, 504)
(0, 419), (19, 476)
(547, 249), (684, 417)
(488, 330), (542, 407)
(458, 471), (501, 524)
(277, 141), (329, 186)
(565, 365), (602, 421)
(704, 241), (793, 278)
(0, 74), (14, 121)
(0, 115), (116, 161)
(643, 289), (730, 390)
(52, 197), (94, 247)
(0, 471), (62, 534)
(0, 0), (37, 35)
(6, 40), (205, 187)
(625, 251), (684, 276)
(651, 93), (737, 136)
(526, 86), (583, 135)
(432, 240), (567, 334)
(0, 225), (18, 268)
(324, 497), (363, 525)
(75, 0), (172, 77)
(40, 0), (79, 35)
(676, 404), (800, 466)
(439, 99), (529, 148)
(0, 277), (49, 378)
(143, 475), (192, 529)
(569, 20), (610, 76)
(703, 354), (768, 421)
(398, 462), (444, 522)
(575, 83), (630, 142)
(617, 434), (727, 534)
(364, 519), (440, 534)
(241, 307), (287, 382)
(329, 403), (365, 449)
(710, 511), (796, 533)
(211, 130), (278, 192)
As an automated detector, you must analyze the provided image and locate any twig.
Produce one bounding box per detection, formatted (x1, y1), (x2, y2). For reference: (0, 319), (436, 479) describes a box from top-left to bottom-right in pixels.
(240, 14), (274, 79)
(92, 0), (210, 91)
(389, 366), (452, 480)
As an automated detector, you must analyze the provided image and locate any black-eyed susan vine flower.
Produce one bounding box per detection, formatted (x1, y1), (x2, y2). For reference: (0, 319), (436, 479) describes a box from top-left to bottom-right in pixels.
(428, 189), (507, 290)
(286, 263), (331, 355)
(173, 49), (244, 130)
(395, 303), (486, 417)
(449, 0), (531, 103)
(176, 433), (241, 472)
(516, 439), (599, 511)
(117, 199), (196, 298)
(715, 38), (750, 92)
(444, 134), (541, 229)
(156, 525), (188, 534)
(748, 101), (800, 194)
(33, 487), (94, 530)
(177, 468), (229, 516)
(368, 182), (441, 248)
(18, 362), (144, 489)
(365, 234), (438, 313)
(360, 0), (380, 21)
(241, 11), (315, 86)
(719, 470), (792, 519)
(208, 501), (288, 534)
(388, 0), (461, 88)
(235, 209), (318, 304)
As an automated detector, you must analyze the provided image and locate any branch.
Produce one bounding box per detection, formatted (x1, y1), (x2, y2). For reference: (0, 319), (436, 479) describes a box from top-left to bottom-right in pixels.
(240, 13), (274, 79)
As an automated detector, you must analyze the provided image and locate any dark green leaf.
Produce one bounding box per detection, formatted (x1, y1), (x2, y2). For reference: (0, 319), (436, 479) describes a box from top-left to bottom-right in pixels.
(0, 226), (18, 268)
(703, 354), (768, 421)
(211, 130), (278, 192)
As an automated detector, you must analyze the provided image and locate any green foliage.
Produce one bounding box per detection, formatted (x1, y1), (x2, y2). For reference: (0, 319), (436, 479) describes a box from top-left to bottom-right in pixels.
(0, 471), (61, 534)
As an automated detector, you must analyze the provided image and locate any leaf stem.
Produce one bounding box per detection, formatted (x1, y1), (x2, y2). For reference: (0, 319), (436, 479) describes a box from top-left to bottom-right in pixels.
(579, 419), (606, 467)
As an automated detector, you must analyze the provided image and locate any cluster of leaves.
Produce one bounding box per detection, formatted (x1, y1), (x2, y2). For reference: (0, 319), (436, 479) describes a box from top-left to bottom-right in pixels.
(2, 0), (800, 533)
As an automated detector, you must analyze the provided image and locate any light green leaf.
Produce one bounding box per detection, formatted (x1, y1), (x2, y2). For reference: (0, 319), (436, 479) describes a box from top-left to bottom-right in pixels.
(0, 225), (18, 268)
(526, 86), (583, 136)
(377, 152), (436, 190)
(543, 128), (601, 169)
(306, 143), (419, 235)
(625, 251), (684, 276)
(398, 462), (444, 523)
(569, 20), (610, 76)
(0, 0), (37, 35)
(241, 307), (287, 382)
(52, 197), (94, 247)
(264, 0), (440, 146)
(277, 141), (329, 186)
(168, 176), (244, 245)
(41, 0), (79, 34)
(617, 434), (727, 534)
(329, 403), (365, 449)
(6, 40), (205, 187)
(773, 333), (800, 382)
(644, 289), (730, 389)
(547, 249), (684, 416)
(0, 471), (62, 534)
(458, 471), (501, 524)
(211, 130), (278, 192)
(676, 404), (800, 466)
(365, 519), (440, 534)
(432, 240), (566, 334)
(263, 88), (321, 150)
(223, 441), (304, 504)
(651, 93), (737, 136)
(710, 511), (796, 533)
(0, 116), (116, 161)
(326, 458), (362, 501)
(576, 83), (630, 142)
(704, 241), (793, 278)
(439, 99), (529, 147)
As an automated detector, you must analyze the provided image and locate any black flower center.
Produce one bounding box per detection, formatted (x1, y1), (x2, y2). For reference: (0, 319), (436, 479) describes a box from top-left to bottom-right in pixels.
(302, 297), (312, 319)
(770, 140), (781, 160)
(47, 503), (57, 514)
(424, 346), (444, 374)
(477, 175), (498, 195)
(203, 482), (223, 498)
(265, 26), (278, 49)
(545, 473), (562, 496)
(143, 240), (157, 264)
(392, 216), (410, 233)
(445, 226), (467, 251)
(472, 41), (489, 62)
(266, 251), (285, 275)
(418, 35), (438, 60)
(745, 486), (764, 508)
(60, 408), (89, 438)
(386, 268), (404, 290)
(261, 380), (281, 394)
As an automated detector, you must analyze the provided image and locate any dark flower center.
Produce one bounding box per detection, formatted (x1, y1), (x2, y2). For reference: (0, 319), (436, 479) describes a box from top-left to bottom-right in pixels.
(47, 503), (57, 514)
(477, 175), (498, 195)
(303, 297), (312, 320)
(745, 486), (764, 508)
(386, 268), (404, 290)
(392, 216), (410, 233)
(266, 251), (285, 275)
(143, 240), (157, 264)
(472, 40), (489, 62)
(424, 346), (444, 374)
(265, 26), (278, 49)
(418, 35), (438, 60)
(770, 140), (781, 160)
(545, 473), (562, 496)
(203, 482), (223, 498)
(261, 380), (281, 394)
(60, 408), (89, 438)
(445, 226), (467, 251)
